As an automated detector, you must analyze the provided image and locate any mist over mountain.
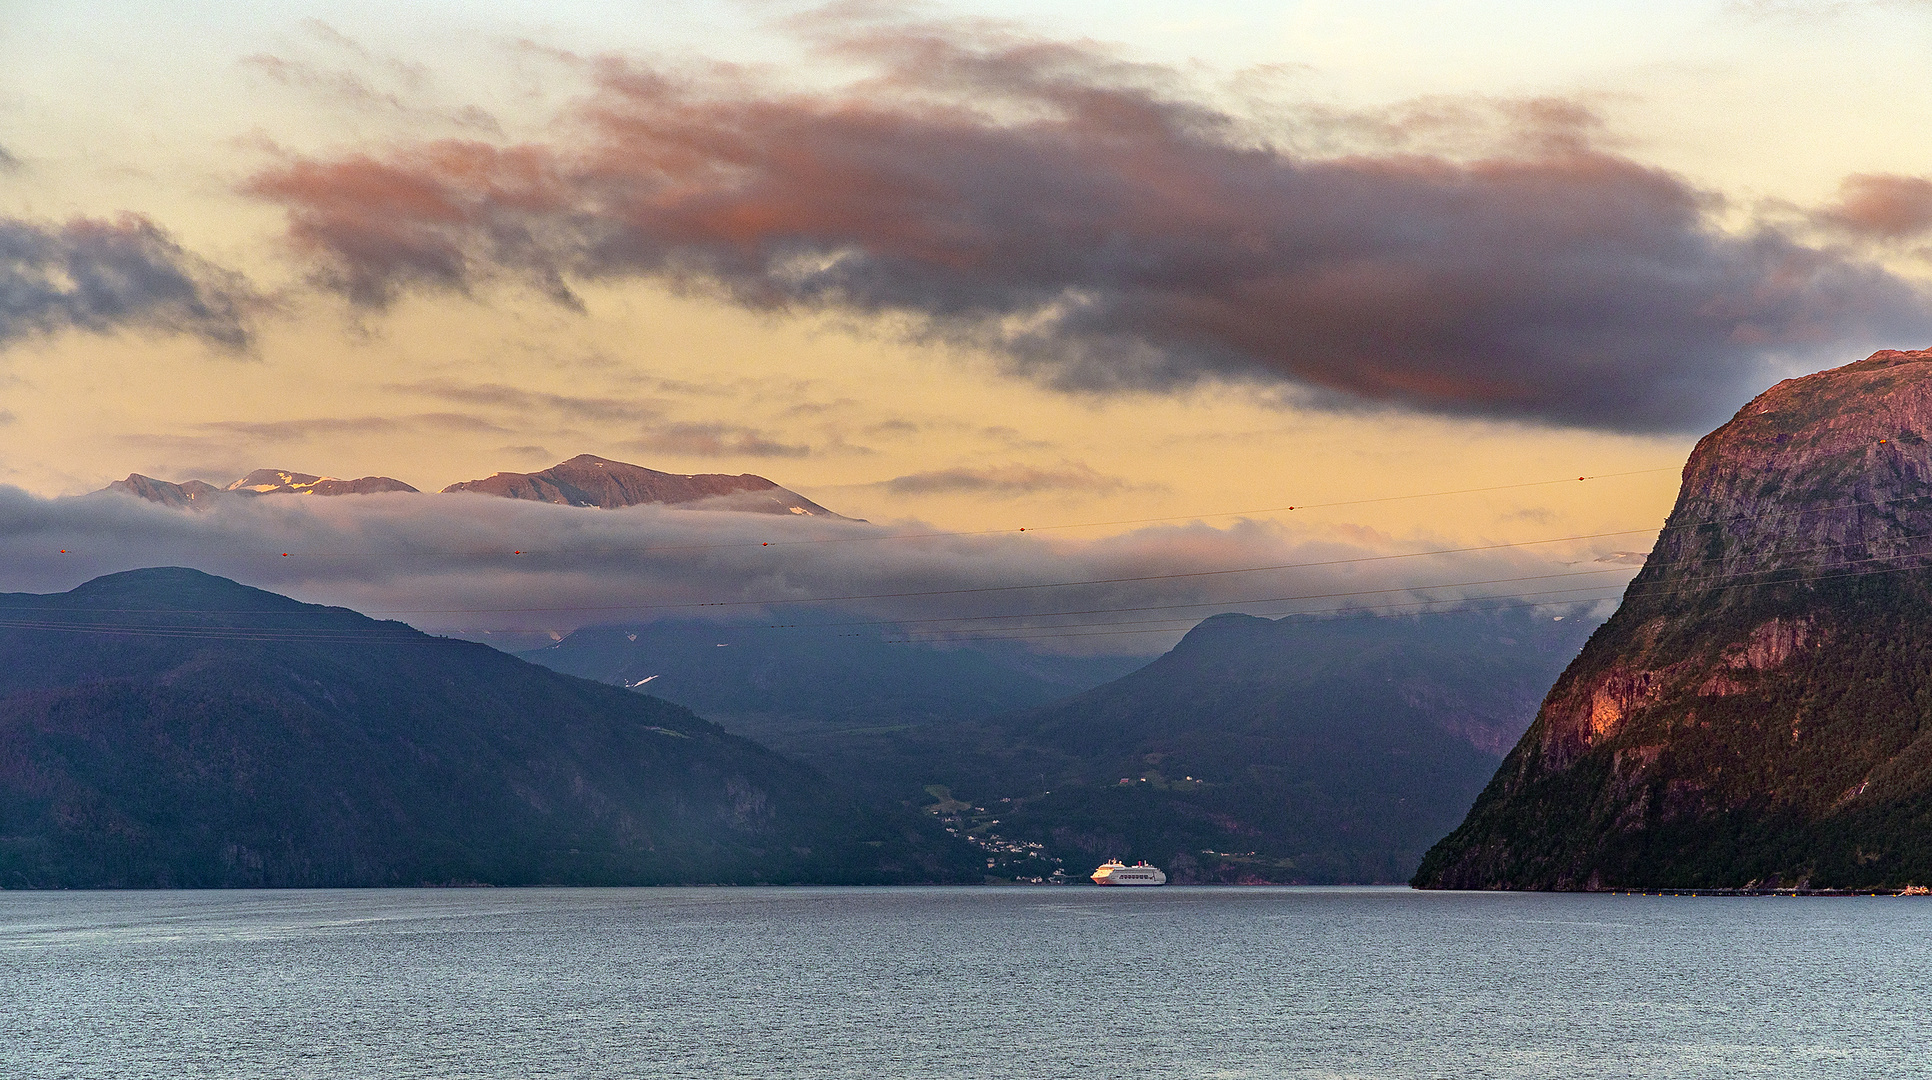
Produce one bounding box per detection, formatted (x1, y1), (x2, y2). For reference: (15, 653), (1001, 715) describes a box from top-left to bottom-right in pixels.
(0, 568), (972, 887)
(1418, 349), (1932, 891)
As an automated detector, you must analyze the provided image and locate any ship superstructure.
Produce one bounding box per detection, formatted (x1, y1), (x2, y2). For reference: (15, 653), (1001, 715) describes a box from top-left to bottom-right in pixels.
(1090, 860), (1167, 886)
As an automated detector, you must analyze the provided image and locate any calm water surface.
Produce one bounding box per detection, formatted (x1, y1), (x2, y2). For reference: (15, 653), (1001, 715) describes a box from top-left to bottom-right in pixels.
(1, 886), (1925, 1079)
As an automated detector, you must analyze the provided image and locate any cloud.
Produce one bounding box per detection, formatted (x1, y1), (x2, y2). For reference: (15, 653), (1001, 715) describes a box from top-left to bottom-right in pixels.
(118, 413), (511, 464)
(195, 413), (512, 440)
(391, 379), (668, 423)
(880, 462), (1134, 496)
(240, 19), (502, 136)
(1595, 551), (1648, 565)
(390, 379), (810, 456)
(240, 11), (1932, 434)
(0, 485), (1632, 653)
(1724, 0), (1890, 23)
(0, 215), (254, 350)
(620, 423), (810, 458)
(1812, 173), (1932, 240)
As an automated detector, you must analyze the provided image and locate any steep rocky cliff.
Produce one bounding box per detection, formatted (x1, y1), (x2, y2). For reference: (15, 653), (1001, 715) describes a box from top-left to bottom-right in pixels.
(226, 469), (418, 495)
(1416, 349), (1932, 890)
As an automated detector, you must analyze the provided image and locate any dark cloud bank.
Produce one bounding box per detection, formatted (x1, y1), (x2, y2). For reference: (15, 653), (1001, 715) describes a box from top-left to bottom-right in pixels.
(0, 215), (253, 350)
(243, 13), (1932, 434)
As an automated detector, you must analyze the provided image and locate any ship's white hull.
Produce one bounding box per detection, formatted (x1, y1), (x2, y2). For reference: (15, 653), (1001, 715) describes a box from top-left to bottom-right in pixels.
(1090, 863), (1167, 886)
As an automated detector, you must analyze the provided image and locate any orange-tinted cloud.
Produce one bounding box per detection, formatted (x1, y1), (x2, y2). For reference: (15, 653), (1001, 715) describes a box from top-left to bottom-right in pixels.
(242, 15), (1932, 433)
(1815, 173), (1932, 240)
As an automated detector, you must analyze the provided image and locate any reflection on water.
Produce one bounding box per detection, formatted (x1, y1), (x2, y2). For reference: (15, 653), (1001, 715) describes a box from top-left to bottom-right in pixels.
(2, 886), (1926, 1079)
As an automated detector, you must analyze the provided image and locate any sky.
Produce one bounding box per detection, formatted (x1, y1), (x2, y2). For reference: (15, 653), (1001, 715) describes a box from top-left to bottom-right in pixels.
(3, 0), (1931, 650)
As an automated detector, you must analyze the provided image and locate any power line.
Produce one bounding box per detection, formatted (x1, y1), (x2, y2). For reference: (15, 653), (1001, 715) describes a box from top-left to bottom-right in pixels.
(336, 490), (1932, 615)
(887, 528), (1932, 632)
(351, 528), (1660, 616)
(58, 465), (1682, 560)
(41, 483), (1932, 621)
(26, 474), (1932, 636)
(814, 466), (1683, 541)
(889, 546), (1932, 644)
(0, 618), (436, 644)
(0, 565), (1631, 639)
(19, 510), (1932, 641)
(18, 542), (1932, 648)
(888, 589), (1631, 642)
(8, 524), (1659, 617)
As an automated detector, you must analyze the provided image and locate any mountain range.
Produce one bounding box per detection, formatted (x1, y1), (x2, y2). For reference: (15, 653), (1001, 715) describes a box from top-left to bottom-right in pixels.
(445, 454), (842, 516)
(978, 608), (1599, 883)
(0, 568), (972, 887)
(524, 605), (1600, 883)
(0, 564), (1602, 887)
(48, 351), (1932, 890)
(519, 613), (1143, 800)
(99, 454), (841, 517)
(1417, 349), (1932, 891)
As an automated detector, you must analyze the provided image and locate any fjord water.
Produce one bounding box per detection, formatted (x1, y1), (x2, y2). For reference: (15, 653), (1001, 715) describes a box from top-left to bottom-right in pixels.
(2, 888), (1923, 1078)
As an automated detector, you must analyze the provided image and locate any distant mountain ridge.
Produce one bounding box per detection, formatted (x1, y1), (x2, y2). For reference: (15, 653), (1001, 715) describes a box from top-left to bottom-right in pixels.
(105, 469), (418, 506)
(525, 604), (1600, 884)
(443, 454), (842, 516)
(1417, 349), (1932, 891)
(975, 608), (1599, 883)
(96, 454), (844, 517)
(226, 469), (419, 496)
(104, 473), (228, 508)
(0, 568), (971, 887)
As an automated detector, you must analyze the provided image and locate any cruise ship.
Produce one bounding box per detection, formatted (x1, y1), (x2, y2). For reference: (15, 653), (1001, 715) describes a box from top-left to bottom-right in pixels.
(1090, 860), (1167, 886)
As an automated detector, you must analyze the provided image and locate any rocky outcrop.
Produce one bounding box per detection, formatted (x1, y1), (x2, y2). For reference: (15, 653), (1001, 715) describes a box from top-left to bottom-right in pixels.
(226, 469), (418, 496)
(1415, 349), (1932, 891)
(441, 454), (843, 516)
(102, 469), (416, 507)
(104, 474), (226, 508)
(97, 455), (844, 517)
